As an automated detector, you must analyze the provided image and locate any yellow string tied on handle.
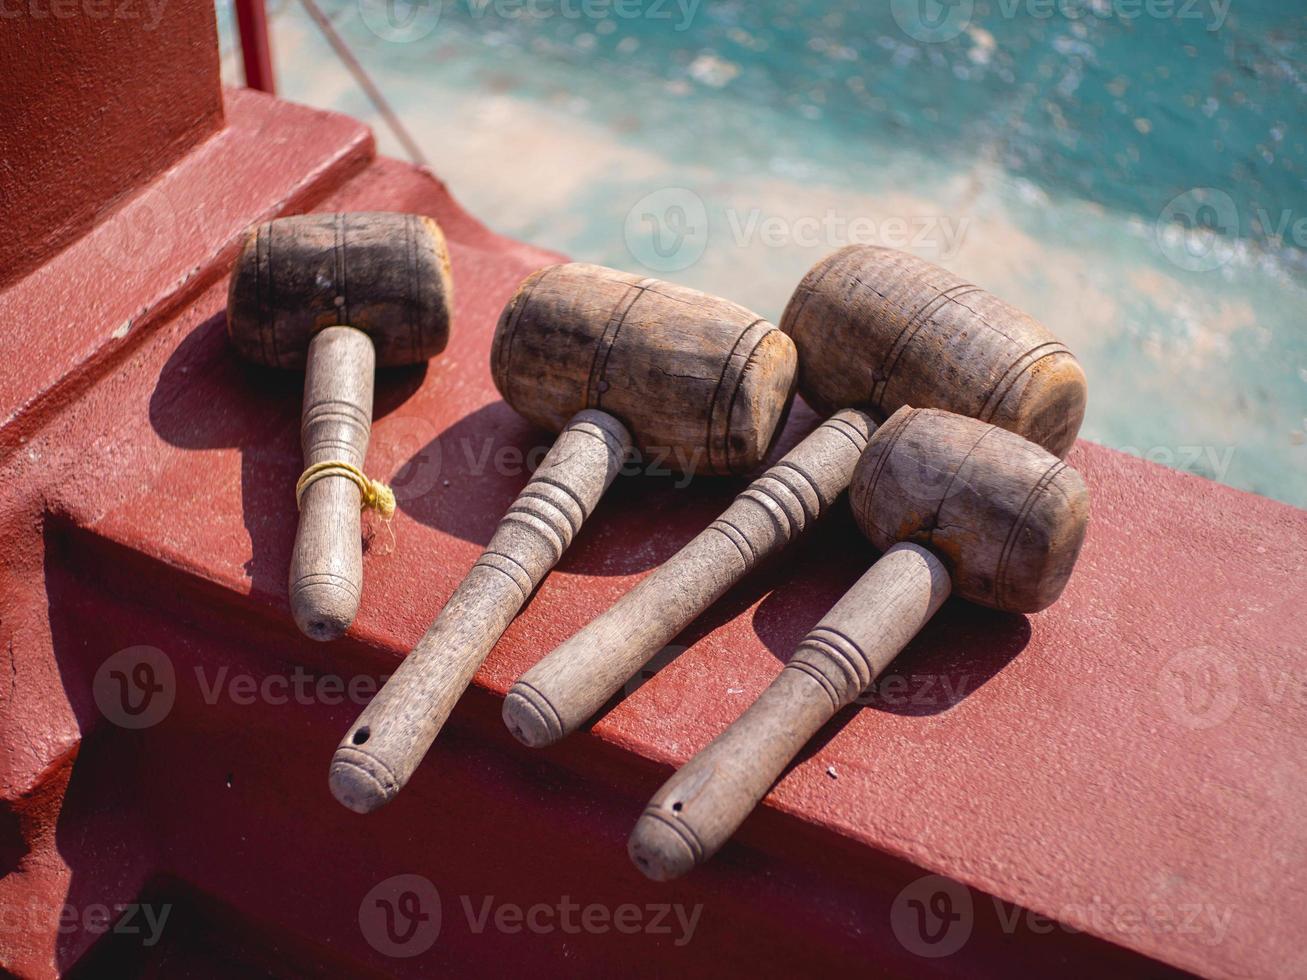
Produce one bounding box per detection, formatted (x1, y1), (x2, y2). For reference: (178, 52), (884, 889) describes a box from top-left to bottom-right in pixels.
(296, 461), (396, 520)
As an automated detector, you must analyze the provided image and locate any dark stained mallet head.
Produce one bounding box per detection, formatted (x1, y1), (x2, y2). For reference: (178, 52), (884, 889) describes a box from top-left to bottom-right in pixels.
(226, 211), (452, 370)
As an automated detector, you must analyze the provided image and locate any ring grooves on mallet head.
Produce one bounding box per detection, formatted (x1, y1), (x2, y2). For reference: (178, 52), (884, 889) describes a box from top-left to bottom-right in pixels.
(487, 263), (797, 477)
(779, 245), (1087, 458)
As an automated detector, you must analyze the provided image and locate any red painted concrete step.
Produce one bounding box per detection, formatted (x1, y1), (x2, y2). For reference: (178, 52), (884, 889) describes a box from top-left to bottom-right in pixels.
(2, 89), (1304, 978)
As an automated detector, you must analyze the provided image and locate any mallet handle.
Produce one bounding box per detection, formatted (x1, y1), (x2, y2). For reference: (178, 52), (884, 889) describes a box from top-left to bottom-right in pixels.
(628, 542), (952, 880)
(329, 409), (632, 813)
(502, 409), (876, 748)
(289, 326), (376, 641)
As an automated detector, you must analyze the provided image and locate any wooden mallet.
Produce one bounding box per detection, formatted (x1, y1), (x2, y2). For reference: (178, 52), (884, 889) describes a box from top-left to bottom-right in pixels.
(328, 262), (797, 813)
(502, 245), (1087, 749)
(227, 212), (453, 641)
(627, 407), (1090, 880)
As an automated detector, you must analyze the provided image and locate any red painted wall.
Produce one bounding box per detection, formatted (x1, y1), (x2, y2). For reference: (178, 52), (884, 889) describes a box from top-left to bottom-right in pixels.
(0, 1), (224, 289)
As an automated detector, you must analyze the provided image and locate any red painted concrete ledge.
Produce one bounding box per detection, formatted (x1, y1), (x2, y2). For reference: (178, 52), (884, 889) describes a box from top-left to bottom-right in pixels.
(1, 89), (1305, 978)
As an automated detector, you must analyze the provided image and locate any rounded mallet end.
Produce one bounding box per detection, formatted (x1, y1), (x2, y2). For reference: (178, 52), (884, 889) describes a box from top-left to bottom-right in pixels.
(329, 747), (398, 814)
(628, 810), (699, 882)
(997, 349), (1088, 461)
(501, 685), (563, 748)
(290, 579), (358, 642)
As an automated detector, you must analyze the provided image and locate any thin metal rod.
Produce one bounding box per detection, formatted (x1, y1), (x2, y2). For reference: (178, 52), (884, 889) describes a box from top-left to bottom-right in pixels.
(298, 0), (430, 168)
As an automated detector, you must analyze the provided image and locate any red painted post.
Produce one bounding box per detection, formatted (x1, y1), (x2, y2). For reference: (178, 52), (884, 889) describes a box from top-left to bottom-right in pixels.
(234, 0), (276, 93)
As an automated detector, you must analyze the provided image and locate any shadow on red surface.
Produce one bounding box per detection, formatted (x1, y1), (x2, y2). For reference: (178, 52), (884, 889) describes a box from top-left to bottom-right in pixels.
(39, 512), (1172, 977)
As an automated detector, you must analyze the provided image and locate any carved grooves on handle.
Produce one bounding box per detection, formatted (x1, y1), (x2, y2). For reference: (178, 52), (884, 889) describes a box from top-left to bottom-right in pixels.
(472, 553), (536, 607)
(734, 462), (820, 543)
(301, 397), (371, 465)
(475, 477), (586, 603)
(715, 410), (871, 553)
(821, 410), (875, 455)
(504, 680), (566, 745)
(291, 571), (361, 601)
(332, 745), (398, 797)
(785, 626), (874, 712)
(477, 414), (628, 604)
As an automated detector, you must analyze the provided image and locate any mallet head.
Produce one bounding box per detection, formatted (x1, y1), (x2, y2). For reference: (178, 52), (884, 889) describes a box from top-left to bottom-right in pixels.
(781, 246), (1087, 458)
(492, 263), (797, 477)
(851, 406), (1090, 613)
(227, 211), (452, 370)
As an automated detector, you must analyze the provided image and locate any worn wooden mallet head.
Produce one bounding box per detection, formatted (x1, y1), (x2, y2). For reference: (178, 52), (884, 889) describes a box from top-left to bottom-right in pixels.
(629, 406), (1090, 880)
(782, 244), (1087, 458)
(227, 212), (452, 640)
(502, 245), (1089, 750)
(328, 262), (797, 813)
(491, 263), (797, 476)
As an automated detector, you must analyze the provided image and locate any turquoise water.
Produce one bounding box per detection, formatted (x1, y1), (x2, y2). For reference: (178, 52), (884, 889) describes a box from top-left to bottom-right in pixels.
(217, 0), (1307, 505)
